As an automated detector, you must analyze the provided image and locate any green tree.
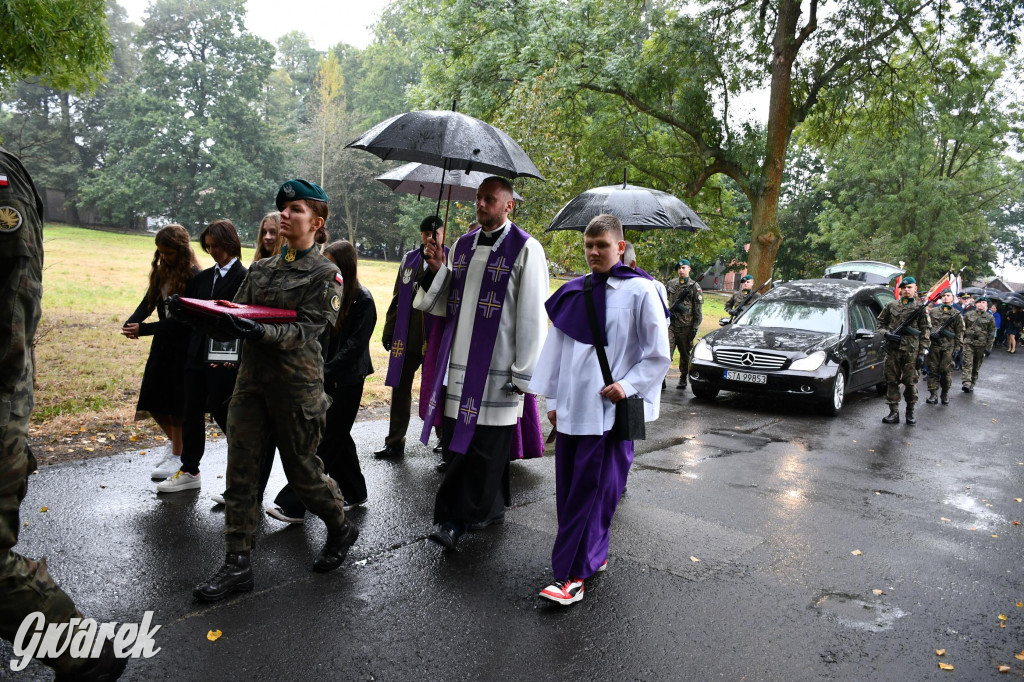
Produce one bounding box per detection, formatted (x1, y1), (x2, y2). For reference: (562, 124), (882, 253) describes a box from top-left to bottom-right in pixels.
(81, 0), (281, 236)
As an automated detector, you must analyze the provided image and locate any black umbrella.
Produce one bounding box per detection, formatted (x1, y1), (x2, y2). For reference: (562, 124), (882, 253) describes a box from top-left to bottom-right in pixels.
(347, 109), (543, 180)
(375, 162), (523, 203)
(1001, 292), (1024, 308)
(546, 173), (709, 233)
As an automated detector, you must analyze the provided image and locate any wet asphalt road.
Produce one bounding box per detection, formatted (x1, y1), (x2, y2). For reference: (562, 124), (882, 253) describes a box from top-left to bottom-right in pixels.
(3, 352), (1023, 681)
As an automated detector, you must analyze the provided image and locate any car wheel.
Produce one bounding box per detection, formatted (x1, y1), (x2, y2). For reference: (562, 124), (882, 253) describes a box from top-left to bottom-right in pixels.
(691, 383), (719, 400)
(821, 369), (846, 416)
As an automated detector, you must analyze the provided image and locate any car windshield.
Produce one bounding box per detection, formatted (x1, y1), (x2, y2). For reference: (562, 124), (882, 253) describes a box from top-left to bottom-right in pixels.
(737, 300), (845, 334)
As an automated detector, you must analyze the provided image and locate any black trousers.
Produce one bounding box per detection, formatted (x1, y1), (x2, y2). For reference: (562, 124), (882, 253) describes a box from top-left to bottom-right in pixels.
(385, 353), (422, 448)
(433, 416), (512, 526)
(275, 380), (367, 515)
(180, 364), (237, 475)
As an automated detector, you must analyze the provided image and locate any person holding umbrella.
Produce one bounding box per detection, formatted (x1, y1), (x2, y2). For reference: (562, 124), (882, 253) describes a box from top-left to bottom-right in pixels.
(416, 176), (549, 550)
(665, 259), (703, 391)
(375, 215), (447, 459)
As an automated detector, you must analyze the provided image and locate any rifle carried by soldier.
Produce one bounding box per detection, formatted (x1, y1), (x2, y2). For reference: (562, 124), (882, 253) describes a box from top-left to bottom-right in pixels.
(930, 304), (974, 342)
(726, 279), (772, 319)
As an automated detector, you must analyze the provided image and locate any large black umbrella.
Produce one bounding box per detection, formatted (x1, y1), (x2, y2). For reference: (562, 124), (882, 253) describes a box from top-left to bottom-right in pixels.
(546, 176), (709, 233)
(347, 110), (543, 180)
(375, 162), (523, 203)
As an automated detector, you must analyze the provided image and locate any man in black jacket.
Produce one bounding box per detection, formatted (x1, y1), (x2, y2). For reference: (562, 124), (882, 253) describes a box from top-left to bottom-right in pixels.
(158, 220), (247, 492)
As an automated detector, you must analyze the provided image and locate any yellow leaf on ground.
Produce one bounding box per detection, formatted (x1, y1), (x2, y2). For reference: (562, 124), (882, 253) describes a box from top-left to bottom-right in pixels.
(1017, 602), (1023, 608)
(998, 665), (1010, 672)
(936, 649), (946, 656)
(939, 662), (954, 670)
(39, 506), (48, 513)
(1016, 499), (1022, 503)
(941, 517), (951, 522)
(872, 589), (884, 596)
(993, 534), (1000, 538)
(207, 629), (222, 641)
(851, 549), (863, 556)
(999, 614), (1008, 621)
(1015, 653), (1024, 661)
(690, 556), (700, 562)
(129, 435), (138, 442)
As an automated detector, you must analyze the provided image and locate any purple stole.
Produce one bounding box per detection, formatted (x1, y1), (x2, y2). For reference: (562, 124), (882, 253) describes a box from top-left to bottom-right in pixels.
(545, 263), (648, 346)
(420, 223), (530, 454)
(385, 248), (424, 387)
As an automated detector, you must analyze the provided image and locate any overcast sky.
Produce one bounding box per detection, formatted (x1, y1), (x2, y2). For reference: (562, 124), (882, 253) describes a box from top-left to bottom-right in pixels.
(117, 0), (392, 50)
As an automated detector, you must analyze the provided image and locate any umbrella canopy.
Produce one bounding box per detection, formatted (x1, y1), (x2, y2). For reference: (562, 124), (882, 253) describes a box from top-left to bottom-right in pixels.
(376, 162), (523, 202)
(347, 110), (543, 180)
(545, 182), (709, 233)
(1003, 293), (1024, 308)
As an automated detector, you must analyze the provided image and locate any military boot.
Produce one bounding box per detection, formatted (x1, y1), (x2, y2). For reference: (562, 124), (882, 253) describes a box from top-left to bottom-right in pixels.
(194, 552), (253, 602)
(926, 390), (938, 405)
(882, 406), (900, 424)
(940, 389), (949, 405)
(313, 519), (359, 572)
(905, 404), (916, 425)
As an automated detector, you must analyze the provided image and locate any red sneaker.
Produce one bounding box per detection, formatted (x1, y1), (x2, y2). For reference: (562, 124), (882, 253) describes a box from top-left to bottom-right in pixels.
(539, 578), (584, 605)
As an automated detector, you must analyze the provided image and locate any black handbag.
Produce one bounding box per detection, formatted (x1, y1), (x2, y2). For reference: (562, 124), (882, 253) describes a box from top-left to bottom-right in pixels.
(583, 275), (646, 441)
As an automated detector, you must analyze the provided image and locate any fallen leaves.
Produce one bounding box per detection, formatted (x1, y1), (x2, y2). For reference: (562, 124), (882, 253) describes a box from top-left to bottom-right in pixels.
(851, 549), (863, 556)
(39, 506), (48, 513)
(690, 556), (701, 563)
(998, 664), (1010, 673)
(940, 517), (951, 522)
(936, 649), (946, 656)
(939, 662), (954, 671)
(998, 614), (1008, 621)
(1016, 498), (1022, 503)
(872, 589), (884, 596)
(1015, 651), (1024, 661)
(206, 629), (222, 641)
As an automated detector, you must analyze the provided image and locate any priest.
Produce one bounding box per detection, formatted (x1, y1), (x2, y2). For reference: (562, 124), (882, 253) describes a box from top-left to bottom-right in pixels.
(530, 214), (670, 605)
(415, 176), (548, 550)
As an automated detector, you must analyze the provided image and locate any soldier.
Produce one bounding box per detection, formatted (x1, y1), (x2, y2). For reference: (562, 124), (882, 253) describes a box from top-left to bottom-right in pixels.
(1, 147), (127, 676)
(925, 289), (964, 405)
(877, 277), (931, 424)
(725, 274), (760, 316)
(664, 258), (703, 391)
(961, 296), (997, 393)
(194, 179), (358, 602)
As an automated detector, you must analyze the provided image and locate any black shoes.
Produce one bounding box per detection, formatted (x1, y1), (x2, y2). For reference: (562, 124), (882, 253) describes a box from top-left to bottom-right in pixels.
(373, 444), (404, 459)
(882, 408), (900, 424)
(428, 522), (464, 550)
(926, 390), (938, 405)
(194, 552), (253, 602)
(313, 520), (359, 572)
(962, 384), (973, 393)
(905, 405), (916, 425)
(435, 461), (449, 472)
(433, 445), (443, 454)
(469, 513), (505, 531)
(676, 383), (687, 391)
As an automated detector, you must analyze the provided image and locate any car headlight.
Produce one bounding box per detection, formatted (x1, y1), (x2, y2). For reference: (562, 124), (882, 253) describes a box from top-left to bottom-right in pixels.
(789, 350), (826, 371)
(693, 339), (713, 361)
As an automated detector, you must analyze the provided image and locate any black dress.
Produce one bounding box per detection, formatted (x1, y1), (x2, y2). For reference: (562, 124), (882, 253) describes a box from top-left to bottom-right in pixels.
(125, 280), (194, 418)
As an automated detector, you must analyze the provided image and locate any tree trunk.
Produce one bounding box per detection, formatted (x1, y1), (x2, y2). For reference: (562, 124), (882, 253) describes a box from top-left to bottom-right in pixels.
(748, 192), (783, 284)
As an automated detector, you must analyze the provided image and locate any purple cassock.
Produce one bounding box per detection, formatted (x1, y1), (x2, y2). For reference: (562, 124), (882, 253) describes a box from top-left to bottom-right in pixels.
(418, 310), (445, 425)
(543, 263), (649, 581)
(419, 223), (531, 455)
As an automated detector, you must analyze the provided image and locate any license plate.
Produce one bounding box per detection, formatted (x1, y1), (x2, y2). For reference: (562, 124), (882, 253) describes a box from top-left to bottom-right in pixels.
(724, 370), (767, 384)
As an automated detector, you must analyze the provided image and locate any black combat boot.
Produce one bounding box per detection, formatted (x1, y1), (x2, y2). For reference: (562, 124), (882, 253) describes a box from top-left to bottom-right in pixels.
(962, 384), (973, 393)
(905, 404), (916, 425)
(926, 390), (938, 405)
(373, 444), (404, 459)
(882, 406), (900, 424)
(194, 552), (253, 602)
(313, 519), (359, 572)
(940, 389), (949, 404)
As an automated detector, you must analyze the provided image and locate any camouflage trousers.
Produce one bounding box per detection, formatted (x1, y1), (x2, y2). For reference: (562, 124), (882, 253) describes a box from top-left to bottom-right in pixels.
(926, 344), (956, 392)
(884, 349), (919, 406)
(668, 327), (695, 386)
(224, 383), (346, 553)
(961, 345), (987, 388)
(1, 357), (89, 675)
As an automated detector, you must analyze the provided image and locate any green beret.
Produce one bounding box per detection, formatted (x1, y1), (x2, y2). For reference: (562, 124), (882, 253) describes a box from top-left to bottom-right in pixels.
(977, 296), (989, 304)
(276, 179), (328, 210)
(419, 215), (443, 232)
(676, 259), (691, 267)
(939, 288), (952, 296)
(899, 276), (916, 286)
(740, 274), (753, 282)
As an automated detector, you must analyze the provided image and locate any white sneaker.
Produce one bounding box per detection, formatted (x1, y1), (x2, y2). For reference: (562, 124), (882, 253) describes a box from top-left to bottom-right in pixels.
(156, 470), (201, 493)
(343, 497), (367, 512)
(266, 506), (304, 524)
(210, 492), (226, 505)
(150, 454), (181, 480)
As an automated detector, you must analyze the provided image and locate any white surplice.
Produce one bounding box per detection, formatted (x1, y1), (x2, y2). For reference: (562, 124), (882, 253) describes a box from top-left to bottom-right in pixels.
(413, 221), (549, 427)
(529, 275), (671, 436)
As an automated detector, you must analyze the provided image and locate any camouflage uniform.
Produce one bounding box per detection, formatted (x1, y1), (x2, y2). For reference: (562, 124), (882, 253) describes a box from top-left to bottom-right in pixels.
(0, 147), (91, 675)
(961, 309), (996, 390)
(926, 304), (964, 394)
(224, 249), (347, 552)
(876, 296), (931, 407)
(725, 290), (760, 316)
(665, 277), (703, 387)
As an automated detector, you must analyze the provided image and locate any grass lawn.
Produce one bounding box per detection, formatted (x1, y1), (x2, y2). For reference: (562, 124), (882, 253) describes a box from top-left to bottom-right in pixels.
(31, 224), (725, 460)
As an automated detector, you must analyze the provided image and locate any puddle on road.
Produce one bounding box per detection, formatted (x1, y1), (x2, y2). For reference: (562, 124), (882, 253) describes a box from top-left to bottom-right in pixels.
(813, 592), (908, 632)
(943, 493), (1003, 531)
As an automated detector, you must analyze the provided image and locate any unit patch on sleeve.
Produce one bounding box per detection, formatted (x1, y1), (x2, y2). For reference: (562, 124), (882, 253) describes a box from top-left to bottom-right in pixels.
(0, 206), (23, 232)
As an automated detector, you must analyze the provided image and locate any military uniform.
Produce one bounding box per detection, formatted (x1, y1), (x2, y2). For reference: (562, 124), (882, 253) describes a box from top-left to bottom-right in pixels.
(725, 290), (760, 316)
(961, 308), (996, 391)
(223, 247), (347, 553)
(876, 294), (931, 421)
(926, 303), (964, 402)
(665, 277), (703, 388)
(0, 147), (95, 675)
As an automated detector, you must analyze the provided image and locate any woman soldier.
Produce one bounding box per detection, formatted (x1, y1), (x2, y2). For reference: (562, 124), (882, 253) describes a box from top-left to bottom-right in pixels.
(194, 180), (358, 603)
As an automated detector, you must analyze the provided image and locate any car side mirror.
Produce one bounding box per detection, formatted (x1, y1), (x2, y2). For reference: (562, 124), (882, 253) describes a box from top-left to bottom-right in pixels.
(719, 317), (732, 326)
(855, 328), (875, 339)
